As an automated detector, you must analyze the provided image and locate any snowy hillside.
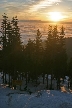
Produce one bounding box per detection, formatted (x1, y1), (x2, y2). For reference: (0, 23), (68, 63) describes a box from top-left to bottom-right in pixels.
(0, 73), (72, 108)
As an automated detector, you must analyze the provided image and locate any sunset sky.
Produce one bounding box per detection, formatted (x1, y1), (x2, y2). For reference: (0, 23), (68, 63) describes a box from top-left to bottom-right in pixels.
(0, 0), (72, 21)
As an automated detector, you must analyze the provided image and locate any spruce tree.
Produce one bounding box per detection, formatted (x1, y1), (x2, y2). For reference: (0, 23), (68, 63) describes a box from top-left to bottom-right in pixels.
(45, 25), (67, 89)
(10, 16), (22, 80)
(45, 25), (55, 89)
(35, 29), (43, 83)
(25, 39), (35, 84)
(1, 13), (8, 83)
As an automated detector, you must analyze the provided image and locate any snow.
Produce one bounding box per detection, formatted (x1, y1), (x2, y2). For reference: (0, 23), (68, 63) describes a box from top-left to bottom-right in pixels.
(0, 72), (72, 108)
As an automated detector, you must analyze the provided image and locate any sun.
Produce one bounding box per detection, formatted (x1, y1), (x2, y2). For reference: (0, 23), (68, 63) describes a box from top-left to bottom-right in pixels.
(48, 12), (63, 22)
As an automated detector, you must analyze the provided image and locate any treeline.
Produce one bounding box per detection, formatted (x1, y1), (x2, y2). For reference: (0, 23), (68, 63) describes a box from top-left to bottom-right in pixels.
(0, 13), (72, 89)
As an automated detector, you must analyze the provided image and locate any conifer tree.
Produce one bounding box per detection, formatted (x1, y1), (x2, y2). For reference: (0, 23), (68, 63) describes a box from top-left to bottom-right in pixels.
(58, 26), (67, 77)
(1, 13), (8, 50)
(25, 39), (35, 84)
(1, 14), (22, 82)
(45, 25), (53, 89)
(45, 25), (67, 89)
(34, 29), (43, 82)
(10, 16), (22, 80)
(1, 13), (8, 83)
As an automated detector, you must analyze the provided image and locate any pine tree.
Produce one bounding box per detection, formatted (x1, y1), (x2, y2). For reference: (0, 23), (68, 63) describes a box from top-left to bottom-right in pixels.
(1, 13), (8, 50)
(58, 26), (67, 77)
(45, 25), (67, 89)
(0, 13), (8, 83)
(25, 39), (35, 84)
(11, 16), (22, 53)
(45, 25), (54, 89)
(10, 16), (22, 80)
(34, 29), (43, 83)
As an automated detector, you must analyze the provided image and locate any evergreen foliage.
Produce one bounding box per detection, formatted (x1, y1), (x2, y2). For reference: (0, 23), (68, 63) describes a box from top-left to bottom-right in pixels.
(0, 13), (68, 89)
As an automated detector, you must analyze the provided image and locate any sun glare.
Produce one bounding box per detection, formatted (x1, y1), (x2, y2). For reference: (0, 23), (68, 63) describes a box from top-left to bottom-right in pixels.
(49, 12), (63, 22)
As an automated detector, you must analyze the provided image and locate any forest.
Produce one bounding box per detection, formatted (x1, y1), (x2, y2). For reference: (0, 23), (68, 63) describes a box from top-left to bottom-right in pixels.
(0, 13), (72, 90)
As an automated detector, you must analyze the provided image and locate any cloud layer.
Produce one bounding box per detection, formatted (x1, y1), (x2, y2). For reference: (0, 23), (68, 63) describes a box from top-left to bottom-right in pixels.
(0, 0), (72, 21)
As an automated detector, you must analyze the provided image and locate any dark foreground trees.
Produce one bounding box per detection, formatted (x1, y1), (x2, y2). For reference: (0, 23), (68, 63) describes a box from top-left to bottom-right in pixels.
(44, 25), (67, 89)
(0, 14), (22, 87)
(0, 13), (68, 90)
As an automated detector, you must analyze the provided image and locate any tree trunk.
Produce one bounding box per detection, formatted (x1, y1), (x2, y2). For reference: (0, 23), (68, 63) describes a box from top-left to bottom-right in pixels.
(9, 71), (10, 87)
(50, 74), (52, 90)
(20, 73), (21, 80)
(5, 72), (7, 84)
(11, 75), (12, 86)
(57, 77), (60, 90)
(43, 73), (45, 84)
(3, 71), (4, 83)
(35, 73), (37, 85)
(47, 74), (48, 89)
(20, 73), (21, 90)
(28, 72), (30, 83)
(22, 73), (23, 80)
(26, 73), (27, 85)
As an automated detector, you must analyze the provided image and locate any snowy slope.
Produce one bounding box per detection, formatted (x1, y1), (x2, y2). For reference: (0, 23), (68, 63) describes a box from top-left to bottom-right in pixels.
(0, 73), (72, 108)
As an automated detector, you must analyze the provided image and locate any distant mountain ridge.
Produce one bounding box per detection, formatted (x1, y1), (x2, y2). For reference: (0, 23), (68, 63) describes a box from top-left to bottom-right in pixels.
(19, 20), (72, 24)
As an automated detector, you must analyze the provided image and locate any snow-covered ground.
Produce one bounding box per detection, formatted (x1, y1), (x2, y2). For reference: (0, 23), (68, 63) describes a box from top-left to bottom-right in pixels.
(0, 73), (72, 108)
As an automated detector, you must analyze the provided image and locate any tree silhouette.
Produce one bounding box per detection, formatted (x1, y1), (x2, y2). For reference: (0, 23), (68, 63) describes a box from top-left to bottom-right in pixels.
(44, 25), (67, 89)
(34, 29), (43, 83)
(0, 13), (68, 90)
(0, 14), (22, 88)
(1, 13), (8, 83)
(24, 39), (35, 84)
(9, 16), (22, 80)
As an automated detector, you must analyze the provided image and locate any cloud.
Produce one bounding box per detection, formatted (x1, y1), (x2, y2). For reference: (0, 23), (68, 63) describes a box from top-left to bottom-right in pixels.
(0, 0), (72, 21)
(29, 0), (61, 12)
(0, 1), (31, 18)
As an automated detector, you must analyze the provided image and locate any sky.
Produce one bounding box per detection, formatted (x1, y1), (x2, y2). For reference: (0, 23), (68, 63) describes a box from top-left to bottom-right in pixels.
(0, 0), (72, 21)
